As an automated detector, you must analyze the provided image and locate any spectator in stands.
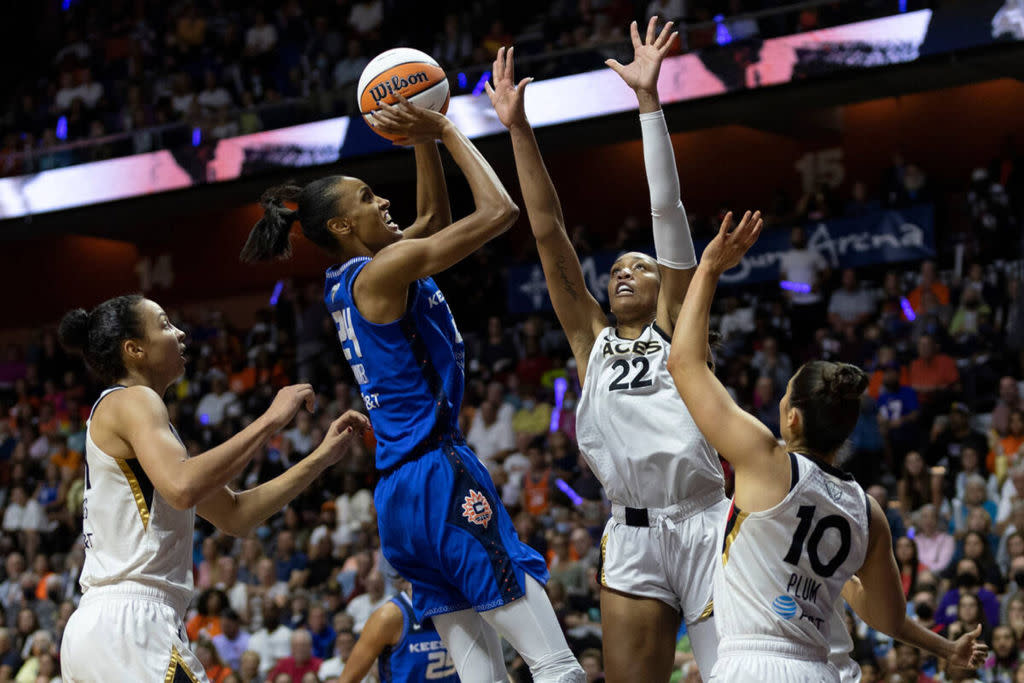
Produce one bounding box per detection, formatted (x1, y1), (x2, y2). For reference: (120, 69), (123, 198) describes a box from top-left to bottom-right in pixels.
(908, 261), (951, 312)
(434, 13), (473, 66)
(750, 336), (791, 399)
(333, 40), (370, 89)
(877, 362), (921, 462)
(266, 628), (322, 681)
(914, 504), (955, 573)
(196, 638), (232, 683)
(198, 71), (233, 115)
(909, 335), (960, 413)
(317, 628), (356, 680)
(991, 410), (1024, 481)
(778, 225), (829, 352)
(984, 625), (1020, 680)
(187, 588), (227, 642)
(238, 650), (261, 683)
(306, 604), (335, 660)
(212, 607), (248, 672)
(936, 557), (1000, 628)
(0, 628), (20, 681)
(245, 10), (278, 64)
(828, 268), (876, 332)
(998, 465), (1024, 531)
(992, 376), (1023, 437)
(928, 402), (987, 474)
(348, 0), (383, 40)
(723, 0), (759, 41)
(466, 398), (516, 468)
(196, 373), (240, 428)
(522, 441), (554, 519)
(346, 570), (390, 635)
(249, 602), (292, 678)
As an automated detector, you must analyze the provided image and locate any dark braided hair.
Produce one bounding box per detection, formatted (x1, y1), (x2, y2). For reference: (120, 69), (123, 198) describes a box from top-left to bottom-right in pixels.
(58, 295), (145, 384)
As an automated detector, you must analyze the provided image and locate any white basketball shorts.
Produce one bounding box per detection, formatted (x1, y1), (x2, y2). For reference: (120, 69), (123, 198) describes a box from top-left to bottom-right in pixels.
(598, 489), (728, 624)
(61, 585), (207, 683)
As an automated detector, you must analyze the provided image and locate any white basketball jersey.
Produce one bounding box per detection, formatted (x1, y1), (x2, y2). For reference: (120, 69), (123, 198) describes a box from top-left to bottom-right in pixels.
(715, 452), (870, 660)
(576, 324), (723, 508)
(828, 598), (861, 683)
(79, 387), (195, 610)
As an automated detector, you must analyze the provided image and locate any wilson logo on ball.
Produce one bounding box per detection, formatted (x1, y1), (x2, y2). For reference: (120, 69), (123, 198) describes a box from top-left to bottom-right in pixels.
(369, 72), (431, 104)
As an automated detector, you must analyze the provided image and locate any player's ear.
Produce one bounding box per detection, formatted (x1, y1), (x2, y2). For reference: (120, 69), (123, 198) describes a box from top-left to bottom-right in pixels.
(787, 406), (802, 437)
(122, 338), (145, 363)
(328, 216), (352, 236)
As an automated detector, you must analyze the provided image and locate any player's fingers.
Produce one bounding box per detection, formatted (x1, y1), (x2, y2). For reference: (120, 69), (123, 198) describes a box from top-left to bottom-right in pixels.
(662, 31), (679, 54)
(605, 59), (625, 75)
(496, 46), (505, 78)
(484, 81), (495, 101)
(630, 20), (641, 49)
(655, 21), (674, 49)
(718, 211), (733, 236)
(968, 624), (982, 638)
(507, 46), (515, 83)
(517, 77), (533, 93)
(646, 15), (658, 45)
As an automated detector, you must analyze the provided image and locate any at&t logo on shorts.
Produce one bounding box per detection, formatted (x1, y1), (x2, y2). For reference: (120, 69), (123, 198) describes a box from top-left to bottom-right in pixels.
(461, 490), (493, 528)
(771, 594), (798, 620)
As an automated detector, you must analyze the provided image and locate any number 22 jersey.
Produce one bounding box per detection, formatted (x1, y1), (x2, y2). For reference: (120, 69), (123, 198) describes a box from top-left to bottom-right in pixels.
(715, 452), (870, 661)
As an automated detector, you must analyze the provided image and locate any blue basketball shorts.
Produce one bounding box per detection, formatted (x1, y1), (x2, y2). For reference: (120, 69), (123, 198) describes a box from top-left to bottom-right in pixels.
(374, 441), (549, 619)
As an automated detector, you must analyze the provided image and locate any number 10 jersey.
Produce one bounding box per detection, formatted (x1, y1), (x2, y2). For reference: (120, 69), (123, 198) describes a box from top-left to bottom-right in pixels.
(715, 451), (870, 662)
(575, 324), (724, 508)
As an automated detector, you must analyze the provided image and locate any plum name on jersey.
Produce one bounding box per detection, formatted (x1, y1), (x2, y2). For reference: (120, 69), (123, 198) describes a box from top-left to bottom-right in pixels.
(786, 572), (822, 604)
(600, 337), (661, 358)
(408, 640), (446, 653)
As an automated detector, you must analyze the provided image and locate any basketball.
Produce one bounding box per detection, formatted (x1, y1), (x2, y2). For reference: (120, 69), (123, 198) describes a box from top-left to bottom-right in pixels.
(358, 48), (450, 141)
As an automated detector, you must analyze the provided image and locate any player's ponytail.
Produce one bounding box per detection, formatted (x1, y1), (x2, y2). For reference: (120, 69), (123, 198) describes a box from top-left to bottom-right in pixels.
(240, 184), (302, 262)
(788, 360), (868, 457)
(242, 176), (349, 263)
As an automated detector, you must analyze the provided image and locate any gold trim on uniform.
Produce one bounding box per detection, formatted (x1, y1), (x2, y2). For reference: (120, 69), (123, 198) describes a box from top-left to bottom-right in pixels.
(115, 458), (150, 530)
(721, 510), (748, 566)
(164, 645), (198, 683)
(599, 533), (608, 587)
(698, 600), (714, 620)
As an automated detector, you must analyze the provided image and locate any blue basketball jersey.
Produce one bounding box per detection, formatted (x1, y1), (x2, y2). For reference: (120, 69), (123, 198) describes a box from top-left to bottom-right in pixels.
(324, 257), (466, 471)
(378, 593), (459, 682)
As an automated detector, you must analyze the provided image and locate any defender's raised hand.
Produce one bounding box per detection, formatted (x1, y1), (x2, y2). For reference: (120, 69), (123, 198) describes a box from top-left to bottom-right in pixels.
(605, 16), (678, 95)
(700, 210), (764, 276)
(486, 46), (533, 130)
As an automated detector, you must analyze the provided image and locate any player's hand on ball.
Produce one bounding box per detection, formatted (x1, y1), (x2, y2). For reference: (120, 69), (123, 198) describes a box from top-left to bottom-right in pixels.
(605, 16), (678, 94)
(370, 94), (450, 146)
(486, 46), (532, 129)
(265, 384), (316, 431)
(318, 410), (371, 465)
(700, 210), (763, 276)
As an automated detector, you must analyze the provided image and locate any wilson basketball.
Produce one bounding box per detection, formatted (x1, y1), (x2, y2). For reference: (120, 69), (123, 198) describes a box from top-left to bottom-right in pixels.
(358, 48), (450, 141)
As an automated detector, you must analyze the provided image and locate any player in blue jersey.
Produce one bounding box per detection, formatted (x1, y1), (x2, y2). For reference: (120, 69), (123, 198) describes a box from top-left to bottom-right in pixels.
(241, 96), (584, 683)
(338, 579), (458, 683)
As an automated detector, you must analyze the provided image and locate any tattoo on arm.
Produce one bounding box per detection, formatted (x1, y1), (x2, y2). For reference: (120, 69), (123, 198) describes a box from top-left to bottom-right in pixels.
(556, 255), (580, 300)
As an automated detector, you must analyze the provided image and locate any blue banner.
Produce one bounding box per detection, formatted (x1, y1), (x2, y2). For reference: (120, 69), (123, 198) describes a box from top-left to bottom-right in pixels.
(506, 205), (935, 314)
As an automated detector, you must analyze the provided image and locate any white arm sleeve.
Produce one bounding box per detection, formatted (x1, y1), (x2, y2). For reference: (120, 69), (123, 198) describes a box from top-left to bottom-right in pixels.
(640, 109), (696, 270)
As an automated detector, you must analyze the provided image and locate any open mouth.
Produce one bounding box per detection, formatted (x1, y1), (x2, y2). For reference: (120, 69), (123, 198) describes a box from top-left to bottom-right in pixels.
(615, 283), (635, 296)
(383, 210), (400, 233)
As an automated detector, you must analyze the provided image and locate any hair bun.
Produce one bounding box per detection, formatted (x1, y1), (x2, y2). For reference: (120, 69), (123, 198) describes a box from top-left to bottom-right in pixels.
(58, 308), (90, 355)
(827, 364), (868, 401)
